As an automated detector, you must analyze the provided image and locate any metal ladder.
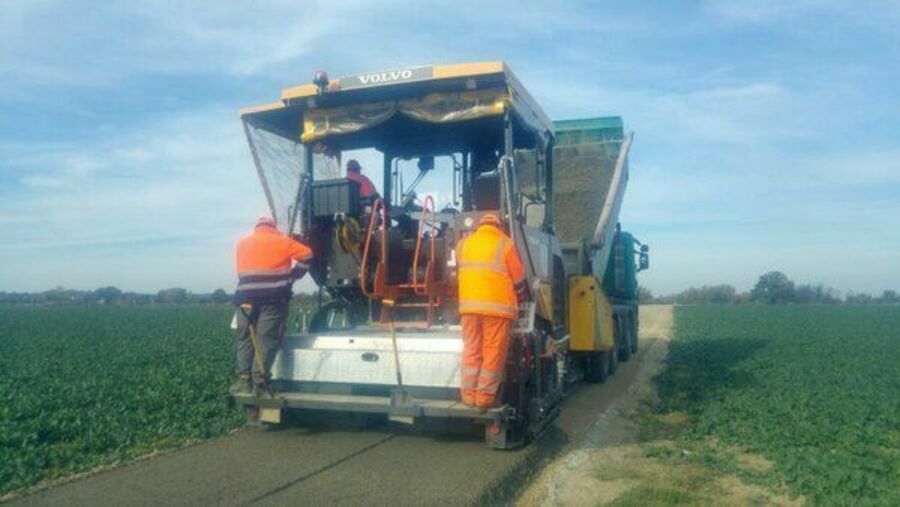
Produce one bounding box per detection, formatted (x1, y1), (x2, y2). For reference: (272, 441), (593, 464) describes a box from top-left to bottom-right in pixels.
(360, 197), (442, 327)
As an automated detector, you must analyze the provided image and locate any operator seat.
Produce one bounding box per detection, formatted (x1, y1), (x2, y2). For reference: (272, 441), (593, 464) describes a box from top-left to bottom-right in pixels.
(472, 173), (500, 211)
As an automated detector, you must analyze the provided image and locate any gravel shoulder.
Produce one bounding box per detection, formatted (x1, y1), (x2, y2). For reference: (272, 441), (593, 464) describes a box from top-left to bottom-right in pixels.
(516, 305), (801, 507)
(516, 305), (674, 506)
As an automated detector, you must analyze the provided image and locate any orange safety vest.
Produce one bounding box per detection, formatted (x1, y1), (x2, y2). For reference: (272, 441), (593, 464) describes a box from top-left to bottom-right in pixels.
(457, 224), (526, 319)
(346, 171), (376, 198)
(234, 225), (313, 304)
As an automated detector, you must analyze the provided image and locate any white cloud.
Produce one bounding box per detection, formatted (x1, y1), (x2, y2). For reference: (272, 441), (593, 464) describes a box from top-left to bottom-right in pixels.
(703, 0), (900, 36)
(0, 107), (268, 290)
(0, 0), (399, 93)
(797, 150), (900, 187)
(1, 0), (898, 295)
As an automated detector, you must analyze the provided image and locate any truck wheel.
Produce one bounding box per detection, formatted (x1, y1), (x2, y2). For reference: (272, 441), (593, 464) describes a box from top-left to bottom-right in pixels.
(617, 313), (632, 362)
(629, 311), (639, 355)
(608, 341), (619, 375)
(584, 351), (610, 383)
(606, 315), (622, 375)
(618, 336), (632, 362)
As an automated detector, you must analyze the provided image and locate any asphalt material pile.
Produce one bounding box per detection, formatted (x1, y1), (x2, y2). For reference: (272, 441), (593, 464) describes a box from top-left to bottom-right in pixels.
(517, 142), (621, 243)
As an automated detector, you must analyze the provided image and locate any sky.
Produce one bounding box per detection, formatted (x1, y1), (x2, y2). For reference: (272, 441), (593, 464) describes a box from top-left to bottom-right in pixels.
(1, 0), (899, 296)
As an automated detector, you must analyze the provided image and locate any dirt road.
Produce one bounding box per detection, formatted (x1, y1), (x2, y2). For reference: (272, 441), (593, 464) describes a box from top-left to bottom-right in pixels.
(8, 306), (674, 507)
(518, 305), (674, 506)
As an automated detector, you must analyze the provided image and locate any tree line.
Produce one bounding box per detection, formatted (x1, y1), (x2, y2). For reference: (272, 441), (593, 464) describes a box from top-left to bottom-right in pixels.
(0, 287), (232, 305)
(640, 271), (899, 305)
(0, 287), (324, 307)
(3, 270), (896, 306)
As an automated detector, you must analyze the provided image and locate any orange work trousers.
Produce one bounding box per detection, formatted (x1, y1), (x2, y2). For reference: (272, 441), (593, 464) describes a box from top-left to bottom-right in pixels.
(460, 314), (512, 408)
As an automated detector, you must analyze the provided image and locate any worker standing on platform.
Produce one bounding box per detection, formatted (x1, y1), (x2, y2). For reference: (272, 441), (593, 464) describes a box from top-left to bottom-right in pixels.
(456, 214), (526, 409)
(345, 159), (378, 201)
(232, 217), (313, 394)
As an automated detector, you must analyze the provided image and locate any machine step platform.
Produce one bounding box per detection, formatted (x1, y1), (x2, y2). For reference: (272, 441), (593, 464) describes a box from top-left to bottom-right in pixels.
(230, 389), (507, 421)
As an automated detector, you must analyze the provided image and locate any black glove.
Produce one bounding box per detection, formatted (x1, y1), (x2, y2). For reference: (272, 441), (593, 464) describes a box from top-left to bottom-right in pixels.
(515, 281), (528, 306)
(291, 265), (308, 280)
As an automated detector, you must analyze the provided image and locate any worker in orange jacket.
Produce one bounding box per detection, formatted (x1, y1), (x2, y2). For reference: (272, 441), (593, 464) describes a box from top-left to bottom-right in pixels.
(232, 216), (313, 394)
(456, 213), (527, 408)
(346, 159), (378, 200)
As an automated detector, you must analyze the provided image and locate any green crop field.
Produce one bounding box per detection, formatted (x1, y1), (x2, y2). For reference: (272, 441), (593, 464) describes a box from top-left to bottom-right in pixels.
(0, 305), (242, 495)
(649, 305), (900, 505)
(5, 304), (900, 503)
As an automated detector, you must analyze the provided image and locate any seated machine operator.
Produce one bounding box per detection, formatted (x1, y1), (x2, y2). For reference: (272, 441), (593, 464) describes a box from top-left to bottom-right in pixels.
(345, 159), (378, 201)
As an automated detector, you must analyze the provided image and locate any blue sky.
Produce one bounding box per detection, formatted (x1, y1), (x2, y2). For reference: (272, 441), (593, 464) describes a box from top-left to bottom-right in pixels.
(1, 1), (899, 295)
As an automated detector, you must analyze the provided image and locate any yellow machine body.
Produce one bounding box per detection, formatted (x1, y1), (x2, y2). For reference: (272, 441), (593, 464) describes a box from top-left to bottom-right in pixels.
(568, 276), (615, 352)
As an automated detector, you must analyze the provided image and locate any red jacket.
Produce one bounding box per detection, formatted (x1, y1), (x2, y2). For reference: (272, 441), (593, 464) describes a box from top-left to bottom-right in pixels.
(347, 171), (377, 198)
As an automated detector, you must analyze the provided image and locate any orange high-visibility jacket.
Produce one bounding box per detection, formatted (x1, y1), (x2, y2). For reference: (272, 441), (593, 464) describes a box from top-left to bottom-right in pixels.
(457, 224), (526, 319)
(234, 225), (313, 304)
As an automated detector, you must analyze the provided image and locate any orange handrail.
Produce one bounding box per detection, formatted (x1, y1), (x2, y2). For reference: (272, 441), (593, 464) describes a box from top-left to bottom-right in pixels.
(412, 195), (436, 296)
(360, 198), (387, 299)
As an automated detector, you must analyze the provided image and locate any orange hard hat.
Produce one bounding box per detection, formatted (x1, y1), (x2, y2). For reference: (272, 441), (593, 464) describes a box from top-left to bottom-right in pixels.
(479, 213), (502, 227)
(255, 216), (276, 228)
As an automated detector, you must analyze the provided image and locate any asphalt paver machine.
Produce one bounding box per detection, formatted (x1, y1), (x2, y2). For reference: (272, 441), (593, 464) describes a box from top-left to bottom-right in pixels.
(231, 62), (648, 448)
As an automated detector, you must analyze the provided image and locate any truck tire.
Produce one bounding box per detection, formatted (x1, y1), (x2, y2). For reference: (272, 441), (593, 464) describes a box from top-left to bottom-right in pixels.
(608, 340), (619, 375)
(608, 314), (621, 375)
(617, 313), (632, 362)
(629, 310), (639, 355)
(584, 351), (610, 383)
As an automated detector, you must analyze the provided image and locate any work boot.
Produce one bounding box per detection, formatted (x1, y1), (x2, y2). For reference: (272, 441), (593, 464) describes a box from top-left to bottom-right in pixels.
(253, 381), (276, 398)
(230, 378), (252, 395)
(231, 372), (253, 395)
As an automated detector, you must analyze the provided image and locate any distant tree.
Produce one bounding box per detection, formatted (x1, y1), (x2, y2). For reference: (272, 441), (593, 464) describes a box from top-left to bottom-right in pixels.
(846, 292), (875, 305)
(794, 284), (816, 304)
(211, 289), (230, 304)
(43, 286), (83, 304)
(637, 286), (654, 303)
(674, 285), (737, 304)
(156, 287), (188, 304)
(880, 290), (898, 304)
(123, 292), (153, 305)
(820, 285), (840, 304)
(705, 285), (737, 304)
(794, 283), (839, 304)
(652, 294), (676, 304)
(750, 271), (795, 304)
(189, 292), (212, 304)
(94, 286), (123, 304)
(734, 291), (752, 304)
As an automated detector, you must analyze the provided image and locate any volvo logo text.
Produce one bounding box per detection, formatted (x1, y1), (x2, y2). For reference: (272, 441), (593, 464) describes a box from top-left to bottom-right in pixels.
(358, 69), (414, 85)
(340, 66), (433, 90)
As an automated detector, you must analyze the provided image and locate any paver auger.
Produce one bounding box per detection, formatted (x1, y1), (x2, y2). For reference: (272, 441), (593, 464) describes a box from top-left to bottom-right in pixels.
(231, 62), (649, 449)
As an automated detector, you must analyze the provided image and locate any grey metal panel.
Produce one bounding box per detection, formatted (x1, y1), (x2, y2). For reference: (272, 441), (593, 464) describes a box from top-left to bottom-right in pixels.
(520, 225), (552, 280)
(271, 333), (463, 388)
(231, 391), (505, 421)
(591, 132), (633, 278)
(283, 326), (462, 342)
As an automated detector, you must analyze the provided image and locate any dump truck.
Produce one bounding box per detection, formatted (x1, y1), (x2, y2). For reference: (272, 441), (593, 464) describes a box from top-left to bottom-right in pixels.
(231, 62), (649, 449)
